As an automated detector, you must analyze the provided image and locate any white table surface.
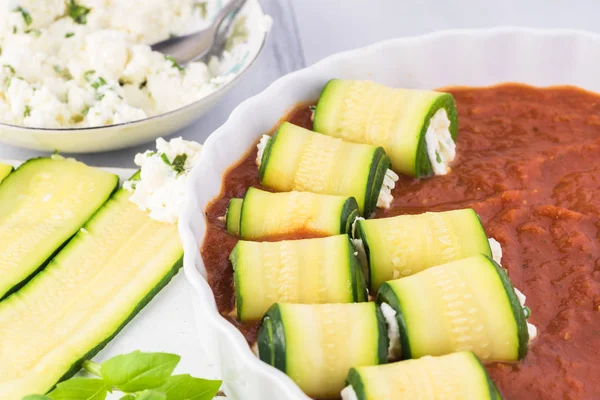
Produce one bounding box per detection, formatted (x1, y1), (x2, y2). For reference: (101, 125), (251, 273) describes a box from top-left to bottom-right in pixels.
(3, 0), (599, 167)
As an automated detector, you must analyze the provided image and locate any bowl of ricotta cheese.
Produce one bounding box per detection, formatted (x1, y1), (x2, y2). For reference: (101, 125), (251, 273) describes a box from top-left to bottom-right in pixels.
(0, 0), (270, 152)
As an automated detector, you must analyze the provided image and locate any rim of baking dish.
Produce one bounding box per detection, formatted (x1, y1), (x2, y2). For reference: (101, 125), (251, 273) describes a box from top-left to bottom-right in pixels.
(179, 27), (600, 399)
(0, 0), (269, 134)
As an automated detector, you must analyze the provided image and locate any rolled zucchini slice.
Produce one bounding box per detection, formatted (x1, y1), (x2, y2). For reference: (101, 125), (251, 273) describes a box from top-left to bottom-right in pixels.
(257, 122), (396, 216)
(313, 79), (458, 177)
(355, 208), (493, 291)
(342, 351), (501, 400)
(258, 302), (387, 399)
(0, 163), (12, 183)
(231, 234), (367, 321)
(376, 254), (532, 362)
(226, 187), (359, 240)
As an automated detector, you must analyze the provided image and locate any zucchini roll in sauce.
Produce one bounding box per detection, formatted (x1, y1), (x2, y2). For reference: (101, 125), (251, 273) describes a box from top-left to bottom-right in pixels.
(313, 79), (458, 177)
(377, 254), (536, 363)
(230, 235), (367, 322)
(354, 208), (499, 291)
(342, 351), (501, 400)
(224, 187), (358, 239)
(258, 302), (387, 399)
(256, 122), (397, 217)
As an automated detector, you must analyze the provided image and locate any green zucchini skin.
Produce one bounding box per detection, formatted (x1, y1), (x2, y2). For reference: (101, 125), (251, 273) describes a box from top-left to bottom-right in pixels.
(340, 197), (360, 235)
(225, 198), (243, 235)
(345, 367), (368, 400)
(257, 304), (287, 373)
(258, 131), (278, 181)
(0, 163), (13, 183)
(363, 147), (391, 217)
(354, 218), (372, 287)
(375, 306), (389, 364)
(415, 93), (458, 177)
(489, 255), (530, 360)
(376, 282), (412, 360)
(348, 236), (368, 303)
(230, 242), (244, 319)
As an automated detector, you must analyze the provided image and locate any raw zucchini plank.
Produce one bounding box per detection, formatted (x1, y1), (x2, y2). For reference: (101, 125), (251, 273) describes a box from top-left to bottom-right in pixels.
(376, 254), (530, 362)
(0, 157), (119, 299)
(314, 79), (458, 177)
(258, 122), (391, 216)
(0, 188), (183, 398)
(343, 351), (499, 400)
(258, 303), (387, 399)
(231, 234), (367, 321)
(355, 208), (492, 291)
(0, 163), (12, 183)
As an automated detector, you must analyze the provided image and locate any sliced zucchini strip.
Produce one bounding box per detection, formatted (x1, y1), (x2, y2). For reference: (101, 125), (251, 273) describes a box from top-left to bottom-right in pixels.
(355, 208), (492, 291)
(0, 187), (183, 398)
(225, 198), (243, 235)
(342, 351), (500, 400)
(229, 187), (358, 240)
(258, 302), (387, 399)
(313, 79), (458, 177)
(231, 234), (367, 322)
(376, 254), (531, 362)
(0, 163), (12, 183)
(0, 157), (119, 299)
(258, 122), (394, 216)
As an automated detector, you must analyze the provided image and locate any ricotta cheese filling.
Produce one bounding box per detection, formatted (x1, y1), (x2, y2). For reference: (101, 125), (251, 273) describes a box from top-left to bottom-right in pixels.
(380, 302), (401, 361)
(488, 237), (503, 264)
(123, 137), (202, 224)
(341, 385), (359, 400)
(376, 168), (399, 209)
(425, 108), (455, 175)
(255, 134), (270, 166)
(0, 1), (267, 128)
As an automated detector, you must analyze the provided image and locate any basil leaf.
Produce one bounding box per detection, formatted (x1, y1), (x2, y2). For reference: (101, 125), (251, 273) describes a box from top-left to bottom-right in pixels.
(132, 391), (166, 400)
(65, 32), (75, 38)
(83, 70), (96, 82)
(164, 56), (184, 71)
(100, 351), (181, 392)
(22, 395), (52, 400)
(47, 378), (107, 400)
(171, 154), (187, 174)
(24, 105), (31, 118)
(91, 77), (107, 90)
(157, 374), (221, 400)
(69, 0), (91, 25)
(14, 6), (32, 26)
(161, 153), (172, 166)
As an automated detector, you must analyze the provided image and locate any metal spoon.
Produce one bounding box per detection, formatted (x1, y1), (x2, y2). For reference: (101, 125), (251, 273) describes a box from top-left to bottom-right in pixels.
(151, 0), (247, 65)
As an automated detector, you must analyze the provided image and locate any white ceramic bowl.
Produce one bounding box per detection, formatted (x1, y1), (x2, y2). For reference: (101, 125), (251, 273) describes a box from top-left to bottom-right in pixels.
(180, 28), (600, 400)
(0, 0), (268, 154)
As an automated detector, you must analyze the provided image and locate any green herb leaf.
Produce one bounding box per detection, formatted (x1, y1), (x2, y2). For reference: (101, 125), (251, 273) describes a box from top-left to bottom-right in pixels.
(82, 106), (90, 116)
(47, 378), (107, 400)
(171, 154), (187, 174)
(132, 391), (167, 400)
(91, 77), (107, 89)
(68, 0), (91, 25)
(14, 6), (32, 26)
(120, 396), (135, 400)
(3, 64), (15, 74)
(13, 26), (17, 34)
(161, 153), (172, 166)
(84, 70), (96, 82)
(157, 374), (221, 400)
(25, 29), (41, 37)
(523, 306), (531, 319)
(139, 80), (147, 90)
(435, 150), (442, 164)
(164, 55), (184, 71)
(100, 351), (181, 393)
(308, 105), (316, 112)
(22, 395), (52, 400)
(65, 32), (75, 38)
(194, 2), (208, 18)
(53, 65), (73, 80)
(24, 105), (31, 118)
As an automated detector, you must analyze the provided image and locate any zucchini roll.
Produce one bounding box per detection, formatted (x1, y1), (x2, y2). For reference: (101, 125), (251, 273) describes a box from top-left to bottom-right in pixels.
(377, 254), (535, 362)
(224, 187), (359, 240)
(354, 208), (496, 291)
(342, 351), (501, 400)
(258, 302), (387, 399)
(313, 79), (458, 177)
(256, 122), (397, 217)
(230, 235), (367, 321)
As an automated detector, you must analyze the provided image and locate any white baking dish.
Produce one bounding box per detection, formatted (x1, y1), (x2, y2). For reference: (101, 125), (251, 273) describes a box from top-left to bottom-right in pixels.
(179, 28), (600, 400)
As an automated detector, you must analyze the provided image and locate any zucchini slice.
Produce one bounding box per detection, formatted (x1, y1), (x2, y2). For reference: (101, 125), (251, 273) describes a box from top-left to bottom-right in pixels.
(0, 163), (12, 183)
(313, 79), (458, 177)
(258, 302), (387, 399)
(342, 351), (500, 400)
(376, 254), (530, 362)
(231, 234), (367, 321)
(0, 157), (119, 299)
(0, 187), (183, 398)
(355, 208), (492, 291)
(258, 122), (392, 216)
(225, 198), (243, 235)
(231, 187), (359, 240)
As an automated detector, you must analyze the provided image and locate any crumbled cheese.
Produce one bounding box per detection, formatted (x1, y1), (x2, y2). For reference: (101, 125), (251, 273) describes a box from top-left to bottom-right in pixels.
(514, 287), (538, 342)
(255, 134), (270, 166)
(0, 0), (262, 128)
(341, 386), (359, 400)
(425, 108), (455, 175)
(376, 169), (399, 209)
(380, 302), (401, 361)
(123, 137), (202, 224)
(488, 237), (503, 264)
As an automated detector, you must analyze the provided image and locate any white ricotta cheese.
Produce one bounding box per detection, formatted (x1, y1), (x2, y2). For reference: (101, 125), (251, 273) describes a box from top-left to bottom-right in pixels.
(341, 386), (359, 400)
(513, 287), (538, 342)
(0, 0), (263, 128)
(380, 302), (402, 361)
(425, 108), (456, 175)
(123, 137), (202, 224)
(376, 168), (399, 209)
(488, 237), (503, 264)
(255, 134), (270, 166)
